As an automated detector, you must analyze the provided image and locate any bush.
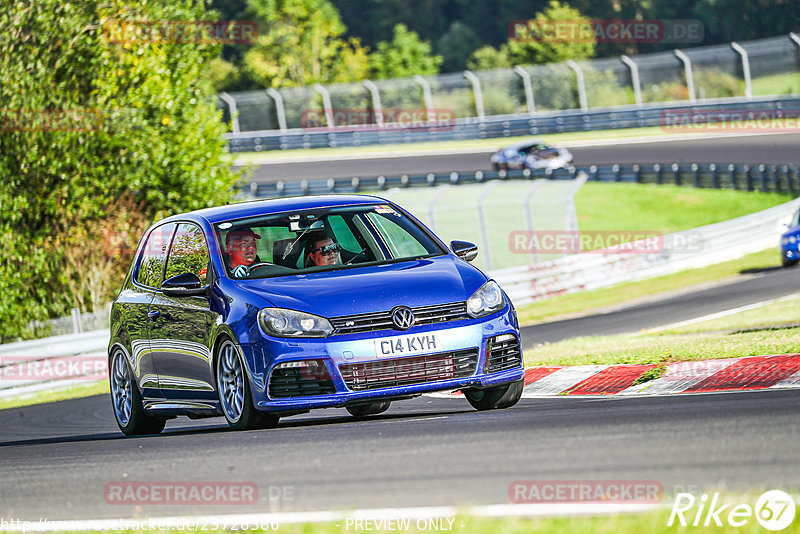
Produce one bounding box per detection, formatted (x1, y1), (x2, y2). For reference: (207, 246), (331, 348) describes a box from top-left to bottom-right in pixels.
(0, 1), (241, 342)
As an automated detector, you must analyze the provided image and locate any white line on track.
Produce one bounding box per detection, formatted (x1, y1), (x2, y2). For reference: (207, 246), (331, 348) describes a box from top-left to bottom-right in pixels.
(642, 292), (800, 333)
(233, 131), (790, 166)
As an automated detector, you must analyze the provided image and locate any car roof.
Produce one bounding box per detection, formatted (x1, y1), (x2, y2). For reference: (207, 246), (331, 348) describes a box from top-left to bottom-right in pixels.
(158, 194), (390, 226)
(503, 139), (545, 150)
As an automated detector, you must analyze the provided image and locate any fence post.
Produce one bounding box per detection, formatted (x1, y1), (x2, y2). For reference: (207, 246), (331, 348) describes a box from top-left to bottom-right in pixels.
(566, 60), (588, 112)
(463, 70), (484, 120)
(524, 181), (544, 264)
(476, 181), (498, 271)
(730, 42), (753, 98)
(673, 50), (696, 103)
(70, 308), (83, 334)
(620, 55), (642, 107)
(313, 83), (335, 129)
(728, 164), (738, 190)
(362, 79), (384, 127)
(266, 88), (288, 132)
(426, 184), (451, 232)
(513, 66), (536, 114)
(218, 92), (240, 135)
(566, 172), (588, 231)
(414, 75), (435, 121)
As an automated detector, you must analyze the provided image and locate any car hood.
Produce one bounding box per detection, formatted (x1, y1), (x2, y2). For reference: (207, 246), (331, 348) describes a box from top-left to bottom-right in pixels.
(235, 255), (488, 317)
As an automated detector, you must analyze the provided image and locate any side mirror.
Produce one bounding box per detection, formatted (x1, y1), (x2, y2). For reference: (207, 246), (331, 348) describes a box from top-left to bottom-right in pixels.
(161, 273), (209, 298)
(450, 240), (478, 262)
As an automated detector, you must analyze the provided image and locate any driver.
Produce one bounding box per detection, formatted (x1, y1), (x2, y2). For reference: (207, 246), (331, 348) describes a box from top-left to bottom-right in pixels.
(225, 228), (261, 277)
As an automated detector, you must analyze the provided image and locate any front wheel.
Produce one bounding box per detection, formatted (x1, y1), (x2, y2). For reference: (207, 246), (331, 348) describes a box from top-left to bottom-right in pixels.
(346, 401), (391, 417)
(216, 339), (279, 431)
(782, 256), (798, 268)
(109, 348), (166, 436)
(464, 379), (523, 411)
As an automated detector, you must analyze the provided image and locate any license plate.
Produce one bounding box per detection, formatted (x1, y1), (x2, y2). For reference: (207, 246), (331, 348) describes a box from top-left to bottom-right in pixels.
(375, 333), (439, 358)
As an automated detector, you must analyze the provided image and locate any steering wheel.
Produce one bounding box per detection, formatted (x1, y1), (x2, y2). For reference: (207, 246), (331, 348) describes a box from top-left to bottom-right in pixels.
(232, 262), (272, 278)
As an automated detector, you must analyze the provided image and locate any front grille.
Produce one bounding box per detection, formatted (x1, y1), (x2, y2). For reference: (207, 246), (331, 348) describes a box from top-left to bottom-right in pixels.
(268, 364), (337, 398)
(340, 348), (479, 391)
(485, 334), (522, 374)
(329, 302), (469, 335)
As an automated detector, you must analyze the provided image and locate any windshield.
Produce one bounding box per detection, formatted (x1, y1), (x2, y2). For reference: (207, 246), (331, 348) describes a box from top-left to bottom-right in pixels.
(214, 204), (445, 279)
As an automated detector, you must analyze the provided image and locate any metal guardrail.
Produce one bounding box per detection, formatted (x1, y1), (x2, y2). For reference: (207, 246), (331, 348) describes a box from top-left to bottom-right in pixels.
(0, 330), (109, 398)
(242, 161), (800, 198)
(226, 96), (800, 153)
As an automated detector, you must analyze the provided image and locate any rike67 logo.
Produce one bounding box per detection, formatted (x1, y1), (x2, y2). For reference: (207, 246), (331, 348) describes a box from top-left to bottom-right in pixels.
(669, 490), (796, 531)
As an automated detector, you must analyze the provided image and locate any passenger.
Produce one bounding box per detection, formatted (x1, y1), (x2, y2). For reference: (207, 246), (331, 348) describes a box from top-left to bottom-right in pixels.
(305, 232), (341, 267)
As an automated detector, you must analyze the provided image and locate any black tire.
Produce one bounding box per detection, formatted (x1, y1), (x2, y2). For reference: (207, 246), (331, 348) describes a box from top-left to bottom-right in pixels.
(109, 348), (166, 436)
(464, 379), (524, 411)
(782, 257), (798, 268)
(216, 339), (279, 431)
(346, 401), (391, 417)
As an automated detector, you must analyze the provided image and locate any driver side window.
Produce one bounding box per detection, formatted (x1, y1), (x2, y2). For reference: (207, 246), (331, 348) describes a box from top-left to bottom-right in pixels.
(165, 223), (210, 284)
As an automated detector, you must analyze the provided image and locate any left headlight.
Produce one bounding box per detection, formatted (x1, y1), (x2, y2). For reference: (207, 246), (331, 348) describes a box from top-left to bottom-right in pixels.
(466, 280), (506, 318)
(258, 308), (334, 338)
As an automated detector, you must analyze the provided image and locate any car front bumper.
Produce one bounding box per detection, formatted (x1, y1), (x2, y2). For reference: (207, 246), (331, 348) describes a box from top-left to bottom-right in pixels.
(243, 307), (524, 412)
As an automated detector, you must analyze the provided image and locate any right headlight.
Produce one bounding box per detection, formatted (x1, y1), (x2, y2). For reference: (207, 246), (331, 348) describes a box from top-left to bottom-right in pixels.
(467, 280), (506, 318)
(258, 308), (333, 338)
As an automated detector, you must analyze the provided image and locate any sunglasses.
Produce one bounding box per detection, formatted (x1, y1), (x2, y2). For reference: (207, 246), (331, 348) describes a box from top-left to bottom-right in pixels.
(313, 243), (341, 255)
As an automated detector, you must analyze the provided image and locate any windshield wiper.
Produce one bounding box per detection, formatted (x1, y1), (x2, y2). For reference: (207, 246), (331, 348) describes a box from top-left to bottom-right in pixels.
(282, 225), (312, 261)
(345, 248), (368, 265)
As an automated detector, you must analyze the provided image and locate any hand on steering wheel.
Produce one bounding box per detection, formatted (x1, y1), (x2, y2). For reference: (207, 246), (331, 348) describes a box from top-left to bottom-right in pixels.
(232, 262), (272, 278)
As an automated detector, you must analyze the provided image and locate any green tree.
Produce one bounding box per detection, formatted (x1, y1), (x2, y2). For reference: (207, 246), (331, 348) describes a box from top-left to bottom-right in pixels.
(0, 0), (240, 341)
(504, 1), (595, 65)
(467, 45), (511, 71)
(436, 22), (481, 73)
(368, 24), (443, 79)
(243, 0), (369, 88)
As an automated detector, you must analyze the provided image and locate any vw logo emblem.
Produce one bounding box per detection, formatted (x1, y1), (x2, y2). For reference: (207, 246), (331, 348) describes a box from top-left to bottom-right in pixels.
(391, 306), (415, 330)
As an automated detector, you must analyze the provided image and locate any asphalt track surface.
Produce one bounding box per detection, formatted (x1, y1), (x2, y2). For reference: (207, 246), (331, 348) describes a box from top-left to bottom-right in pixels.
(1, 389), (799, 520)
(243, 133), (800, 183)
(2, 134), (800, 522)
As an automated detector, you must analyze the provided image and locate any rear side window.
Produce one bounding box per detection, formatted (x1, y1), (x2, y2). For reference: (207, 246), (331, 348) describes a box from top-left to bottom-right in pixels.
(136, 223), (176, 288)
(165, 223), (210, 284)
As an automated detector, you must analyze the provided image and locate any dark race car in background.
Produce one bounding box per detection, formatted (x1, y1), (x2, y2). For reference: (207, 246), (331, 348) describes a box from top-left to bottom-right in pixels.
(491, 139), (573, 171)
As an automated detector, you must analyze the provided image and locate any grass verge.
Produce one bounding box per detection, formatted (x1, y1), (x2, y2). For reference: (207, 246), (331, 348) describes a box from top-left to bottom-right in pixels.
(0, 380), (108, 411)
(575, 183), (793, 234)
(524, 295), (800, 367)
(524, 326), (800, 367)
(516, 248), (782, 326)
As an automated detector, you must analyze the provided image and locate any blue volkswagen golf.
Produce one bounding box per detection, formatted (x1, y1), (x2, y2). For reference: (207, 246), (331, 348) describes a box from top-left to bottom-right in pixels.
(108, 194), (524, 435)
